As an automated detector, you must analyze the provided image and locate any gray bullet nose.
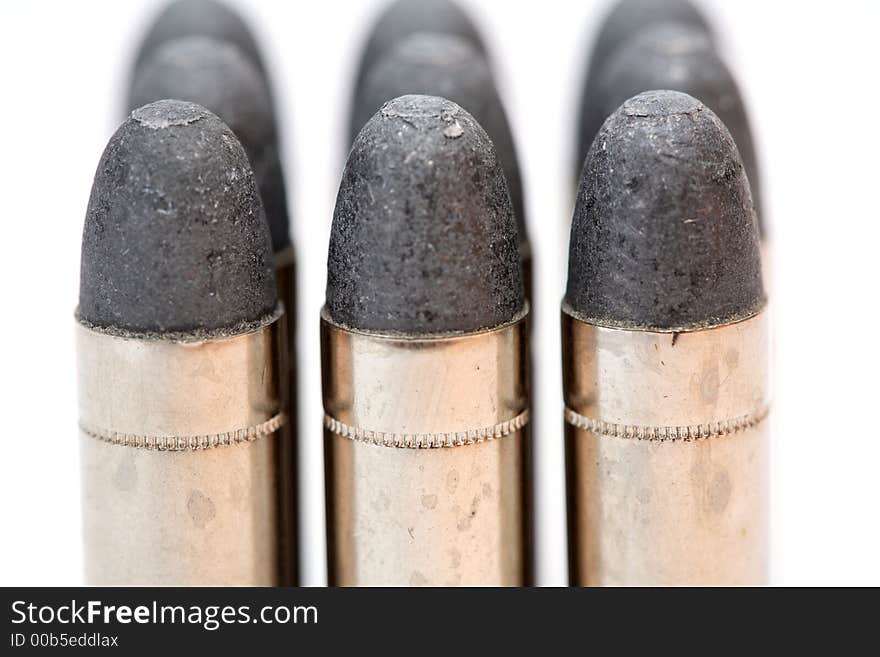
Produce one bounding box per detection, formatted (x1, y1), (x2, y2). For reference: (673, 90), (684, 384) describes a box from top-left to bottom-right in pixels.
(584, 22), (764, 234)
(565, 90), (764, 330)
(355, 32), (528, 248)
(128, 36), (290, 252)
(576, 0), (713, 175)
(328, 94), (524, 335)
(349, 0), (485, 142)
(79, 100), (277, 334)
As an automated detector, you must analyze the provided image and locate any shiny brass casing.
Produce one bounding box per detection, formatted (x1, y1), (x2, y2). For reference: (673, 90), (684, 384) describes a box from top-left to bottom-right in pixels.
(562, 307), (769, 586)
(77, 311), (288, 585)
(322, 309), (531, 586)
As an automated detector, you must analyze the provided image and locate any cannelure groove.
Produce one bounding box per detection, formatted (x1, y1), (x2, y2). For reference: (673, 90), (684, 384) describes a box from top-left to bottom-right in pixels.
(79, 412), (287, 451)
(564, 406), (769, 442)
(323, 409), (530, 449)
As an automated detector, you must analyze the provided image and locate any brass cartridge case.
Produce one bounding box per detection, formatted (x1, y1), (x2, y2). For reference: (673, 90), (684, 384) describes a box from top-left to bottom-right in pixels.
(563, 308), (769, 586)
(322, 310), (531, 586)
(78, 312), (289, 585)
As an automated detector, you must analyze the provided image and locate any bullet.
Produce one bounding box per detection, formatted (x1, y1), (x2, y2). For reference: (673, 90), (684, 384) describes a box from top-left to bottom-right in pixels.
(129, 37), (290, 253)
(353, 32), (531, 307)
(353, 34), (536, 578)
(563, 91), (768, 585)
(348, 0), (485, 143)
(78, 100), (289, 585)
(132, 0), (267, 77)
(575, 0), (713, 177)
(323, 95), (530, 586)
(128, 36), (298, 583)
(578, 23), (764, 237)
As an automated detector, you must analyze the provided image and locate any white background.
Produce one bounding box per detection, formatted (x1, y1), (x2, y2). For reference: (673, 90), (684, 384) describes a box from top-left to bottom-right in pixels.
(0, 0), (877, 586)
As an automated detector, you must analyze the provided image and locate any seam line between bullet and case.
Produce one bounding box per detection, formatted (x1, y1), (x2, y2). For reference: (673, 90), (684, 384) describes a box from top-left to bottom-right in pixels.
(564, 406), (769, 442)
(323, 409), (530, 449)
(78, 412), (287, 451)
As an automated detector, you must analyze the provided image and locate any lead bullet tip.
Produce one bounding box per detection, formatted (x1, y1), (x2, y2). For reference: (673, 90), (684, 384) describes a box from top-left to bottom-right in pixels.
(350, 0), (485, 141)
(328, 94), (524, 335)
(79, 99), (277, 335)
(577, 0), (713, 175)
(565, 90), (764, 330)
(584, 22), (764, 233)
(355, 32), (528, 247)
(129, 36), (290, 252)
